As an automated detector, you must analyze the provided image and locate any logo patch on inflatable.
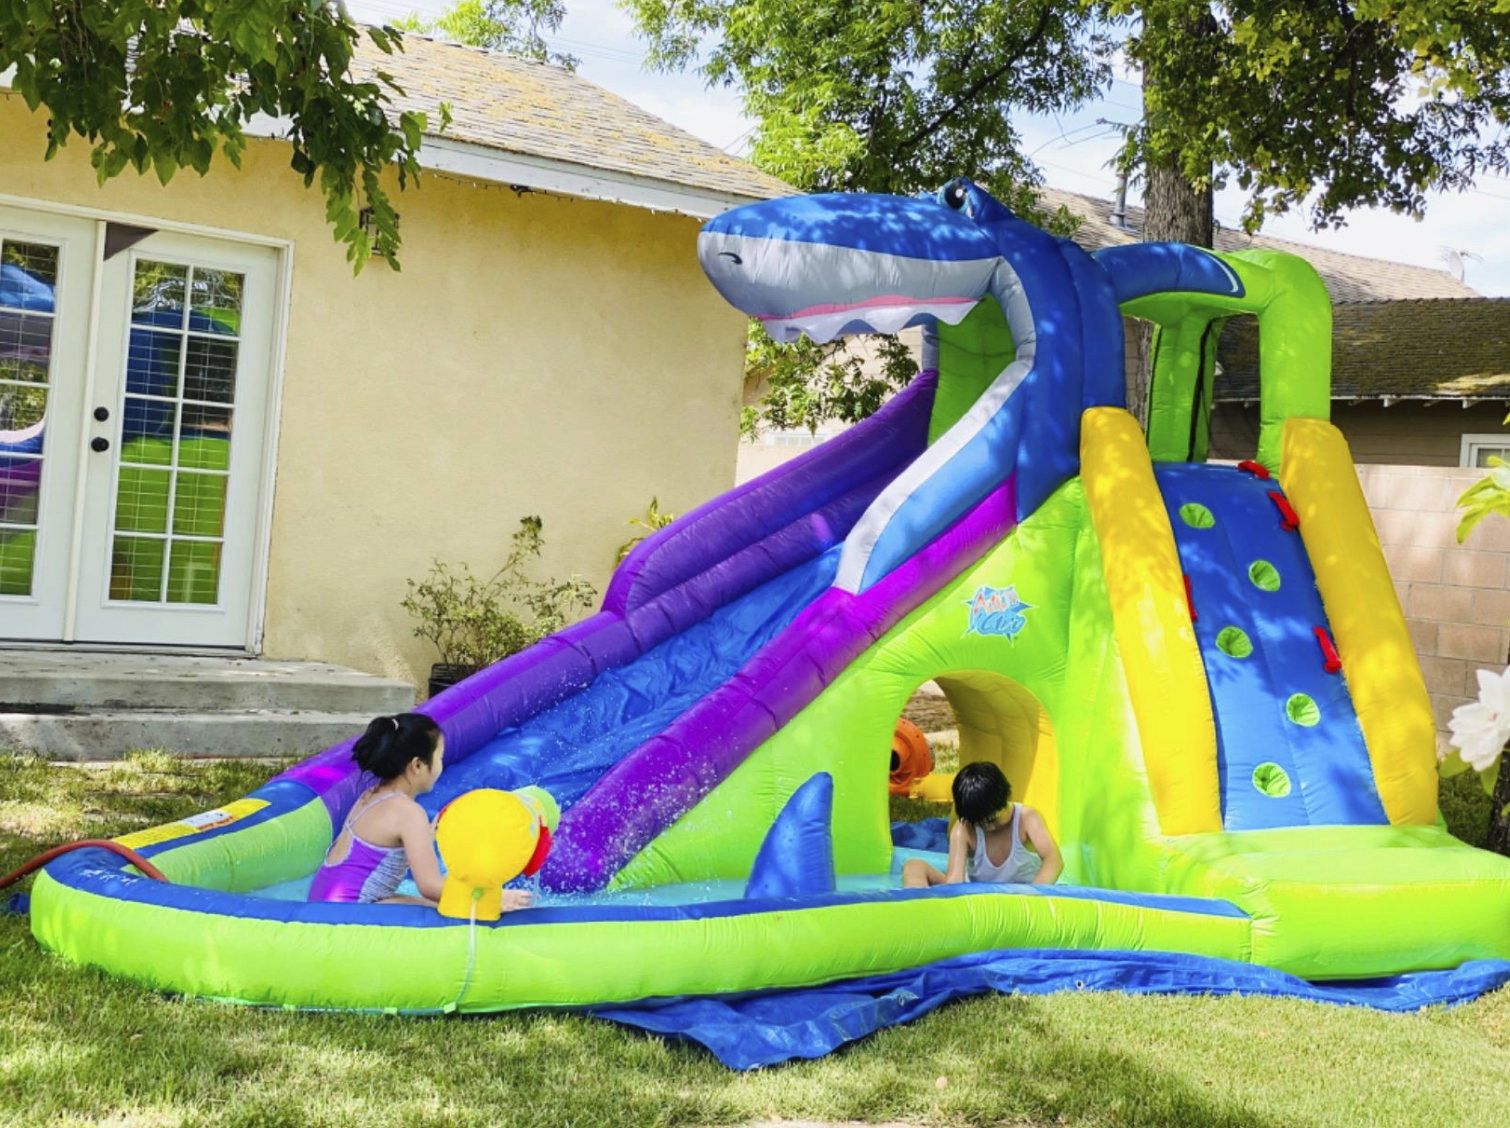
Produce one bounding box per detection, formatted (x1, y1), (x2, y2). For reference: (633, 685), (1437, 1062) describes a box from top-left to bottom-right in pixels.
(964, 584), (1033, 642)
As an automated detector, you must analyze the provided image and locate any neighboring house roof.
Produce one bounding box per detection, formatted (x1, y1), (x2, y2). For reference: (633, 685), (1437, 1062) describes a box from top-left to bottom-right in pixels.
(1216, 298), (1510, 403)
(348, 34), (789, 217)
(1038, 186), (1477, 302)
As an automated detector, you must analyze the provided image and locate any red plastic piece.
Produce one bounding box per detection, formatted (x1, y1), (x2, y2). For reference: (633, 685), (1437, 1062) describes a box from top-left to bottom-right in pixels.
(0, 839), (168, 890)
(1183, 574), (1197, 622)
(1314, 627), (1343, 674)
(522, 824), (553, 876)
(1237, 460), (1272, 479)
(1268, 491), (1300, 531)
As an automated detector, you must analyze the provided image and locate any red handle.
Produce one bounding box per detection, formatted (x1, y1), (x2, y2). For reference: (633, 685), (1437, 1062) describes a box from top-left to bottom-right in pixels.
(1237, 460), (1271, 479)
(1183, 574), (1197, 622)
(1268, 491), (1299, 531)
(1314, 627), (1342, 673)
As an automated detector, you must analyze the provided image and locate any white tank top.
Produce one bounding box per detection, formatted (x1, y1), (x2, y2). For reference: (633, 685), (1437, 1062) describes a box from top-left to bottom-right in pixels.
(968, 804), (1041, 884)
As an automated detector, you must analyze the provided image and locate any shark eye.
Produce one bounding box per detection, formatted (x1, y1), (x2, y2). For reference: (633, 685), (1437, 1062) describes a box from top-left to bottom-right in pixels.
(941, 180), (969, 211)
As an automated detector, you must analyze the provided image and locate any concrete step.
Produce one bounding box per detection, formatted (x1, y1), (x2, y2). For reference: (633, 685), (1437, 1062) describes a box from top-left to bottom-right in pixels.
(0, 709), (378, 761)
(0, 650), (414, 714)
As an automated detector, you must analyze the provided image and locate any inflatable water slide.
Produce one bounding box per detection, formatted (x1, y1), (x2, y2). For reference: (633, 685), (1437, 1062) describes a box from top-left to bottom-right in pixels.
(30, 180), (1510, 1016)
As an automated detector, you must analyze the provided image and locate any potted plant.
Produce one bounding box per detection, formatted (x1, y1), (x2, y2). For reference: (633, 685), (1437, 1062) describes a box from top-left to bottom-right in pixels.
(403, 516), (596, 698)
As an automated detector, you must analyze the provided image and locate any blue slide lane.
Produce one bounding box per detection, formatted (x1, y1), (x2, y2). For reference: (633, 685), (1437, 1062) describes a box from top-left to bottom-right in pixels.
(422, 546), (843, 817)
(1154, 464), (1388, 830)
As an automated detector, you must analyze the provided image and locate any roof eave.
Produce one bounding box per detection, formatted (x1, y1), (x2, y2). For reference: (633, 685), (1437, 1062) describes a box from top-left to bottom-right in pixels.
(416, 134), (773, 218)
(243, 114), (769, 219)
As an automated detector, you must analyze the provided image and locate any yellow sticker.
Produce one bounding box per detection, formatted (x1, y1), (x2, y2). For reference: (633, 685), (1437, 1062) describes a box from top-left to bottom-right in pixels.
(115, 798), (270, 850)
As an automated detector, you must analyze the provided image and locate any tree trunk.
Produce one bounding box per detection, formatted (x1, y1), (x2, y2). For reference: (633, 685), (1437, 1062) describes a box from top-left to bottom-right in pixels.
(1131, 16), (1217, 427)
(1142, 157), (1215, 248)
(1487, 762), (1510, 856)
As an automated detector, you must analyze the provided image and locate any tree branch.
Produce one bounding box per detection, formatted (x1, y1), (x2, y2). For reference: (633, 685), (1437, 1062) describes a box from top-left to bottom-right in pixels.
(894, 4), (1053, 154)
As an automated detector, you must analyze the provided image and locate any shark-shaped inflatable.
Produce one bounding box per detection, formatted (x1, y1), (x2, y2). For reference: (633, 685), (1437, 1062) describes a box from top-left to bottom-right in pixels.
(31, 181), (1510, 1019)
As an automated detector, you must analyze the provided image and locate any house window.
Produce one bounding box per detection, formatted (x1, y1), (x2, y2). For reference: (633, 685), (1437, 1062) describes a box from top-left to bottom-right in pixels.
(1461, 434), (1510, 468)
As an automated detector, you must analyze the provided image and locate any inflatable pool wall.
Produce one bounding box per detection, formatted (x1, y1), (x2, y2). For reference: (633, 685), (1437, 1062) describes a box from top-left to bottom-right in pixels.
(30, 180), (1510, 1012)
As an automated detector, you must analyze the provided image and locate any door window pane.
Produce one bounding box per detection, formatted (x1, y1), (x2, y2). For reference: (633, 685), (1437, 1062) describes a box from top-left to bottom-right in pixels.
(1, 242), (58, 296)
(109, 535), (166, 602)
(109, 258), (242, 605)
(125, 328), (182, 399)
(131, 262), (187, 327)
(115, 468), (172, 534)
(0, 459), (42, 525)
(189, 268), (242, 335)
(166, 539), (222, 604)
(0, 237), (56, 598)
(184, 337), (237, 403)
(171, 473), (228, 538)
(0, 529), (36, 597)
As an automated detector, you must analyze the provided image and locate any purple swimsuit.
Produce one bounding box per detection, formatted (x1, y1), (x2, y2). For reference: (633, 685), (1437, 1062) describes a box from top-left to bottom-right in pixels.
(308, 791), (411, 904)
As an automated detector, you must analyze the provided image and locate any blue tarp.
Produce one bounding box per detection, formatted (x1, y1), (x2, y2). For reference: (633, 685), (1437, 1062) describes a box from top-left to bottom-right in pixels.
(592, 948), (1510, 1069)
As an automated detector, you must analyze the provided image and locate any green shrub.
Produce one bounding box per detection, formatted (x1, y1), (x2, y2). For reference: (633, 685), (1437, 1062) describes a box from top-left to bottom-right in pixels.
(403, 516), (596, 670)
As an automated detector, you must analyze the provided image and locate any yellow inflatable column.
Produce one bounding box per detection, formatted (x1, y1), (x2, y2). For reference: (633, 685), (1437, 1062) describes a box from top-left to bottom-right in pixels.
(1080, 408), (1221, 835)
(1280, 418), (1438, 825)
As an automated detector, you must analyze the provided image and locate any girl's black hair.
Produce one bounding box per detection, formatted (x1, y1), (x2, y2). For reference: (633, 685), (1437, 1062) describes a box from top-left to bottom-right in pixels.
(351, 713), (442, 780)
(952, 761), (1012, 824)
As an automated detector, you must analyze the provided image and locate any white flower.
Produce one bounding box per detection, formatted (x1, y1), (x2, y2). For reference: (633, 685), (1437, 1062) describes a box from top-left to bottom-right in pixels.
(1448, 666), (1510, 772)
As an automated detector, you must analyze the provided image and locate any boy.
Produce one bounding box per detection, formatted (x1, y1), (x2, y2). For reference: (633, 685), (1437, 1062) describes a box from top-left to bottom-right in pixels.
(901, 761), (1062, 887)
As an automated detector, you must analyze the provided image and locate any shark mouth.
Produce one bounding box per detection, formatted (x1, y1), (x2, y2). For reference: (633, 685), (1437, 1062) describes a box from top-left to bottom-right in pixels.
(760, 296), (979, 344)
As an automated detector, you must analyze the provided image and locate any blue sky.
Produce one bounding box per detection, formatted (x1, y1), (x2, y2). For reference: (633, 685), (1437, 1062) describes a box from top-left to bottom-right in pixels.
(351, 0), (1510, 296)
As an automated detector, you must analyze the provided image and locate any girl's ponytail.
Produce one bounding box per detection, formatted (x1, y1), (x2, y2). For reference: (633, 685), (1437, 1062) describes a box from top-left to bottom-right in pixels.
(351, 713), (442, 780)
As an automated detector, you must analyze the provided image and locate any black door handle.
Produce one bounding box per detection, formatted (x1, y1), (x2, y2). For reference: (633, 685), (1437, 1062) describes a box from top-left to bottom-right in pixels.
(94, 406), (109, 422)
(91, 437), (109, 453)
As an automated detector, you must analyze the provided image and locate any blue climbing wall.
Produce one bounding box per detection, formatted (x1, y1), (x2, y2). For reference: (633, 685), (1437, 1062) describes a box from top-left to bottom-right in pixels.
(1155, 463), (1389, 830)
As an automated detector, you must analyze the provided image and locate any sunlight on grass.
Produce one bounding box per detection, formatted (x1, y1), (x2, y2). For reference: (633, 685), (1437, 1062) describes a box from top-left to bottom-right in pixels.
(3, 755), (1510, 1127)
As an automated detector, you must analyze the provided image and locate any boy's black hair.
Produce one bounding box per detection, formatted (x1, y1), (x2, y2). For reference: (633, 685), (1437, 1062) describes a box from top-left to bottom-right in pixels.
(952, 761), (1012, 824)
(351, 713), (442, 780)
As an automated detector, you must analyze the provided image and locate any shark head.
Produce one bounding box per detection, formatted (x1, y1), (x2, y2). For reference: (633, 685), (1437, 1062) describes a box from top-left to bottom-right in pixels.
(698, 183), (1006, 344)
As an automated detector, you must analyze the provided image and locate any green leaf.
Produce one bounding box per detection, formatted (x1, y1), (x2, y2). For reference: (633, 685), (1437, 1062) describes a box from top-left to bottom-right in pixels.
(1438, 749), (1473, 779)
(152, 149), (177, 186)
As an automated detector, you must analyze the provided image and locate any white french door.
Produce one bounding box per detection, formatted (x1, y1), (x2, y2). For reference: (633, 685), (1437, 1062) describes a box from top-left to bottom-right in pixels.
(0, 208), (93, 639)
(0, 207), (279, 648)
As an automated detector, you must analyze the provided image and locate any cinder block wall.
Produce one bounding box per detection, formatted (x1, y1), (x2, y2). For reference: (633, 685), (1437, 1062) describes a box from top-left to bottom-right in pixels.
(1360, 465), (1510, 754)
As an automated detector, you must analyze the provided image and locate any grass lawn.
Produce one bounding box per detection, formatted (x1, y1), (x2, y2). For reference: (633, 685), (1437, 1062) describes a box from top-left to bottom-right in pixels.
(3, 751), (1510, 1128)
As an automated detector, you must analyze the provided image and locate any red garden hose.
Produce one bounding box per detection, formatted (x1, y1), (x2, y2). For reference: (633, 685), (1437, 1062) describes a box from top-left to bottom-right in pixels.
(0, 839), (168, 890)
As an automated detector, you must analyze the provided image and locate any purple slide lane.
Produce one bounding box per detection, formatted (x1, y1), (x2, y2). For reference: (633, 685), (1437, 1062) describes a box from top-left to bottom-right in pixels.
(274, 371), (940, 824)
(540, 474), (1019, 892)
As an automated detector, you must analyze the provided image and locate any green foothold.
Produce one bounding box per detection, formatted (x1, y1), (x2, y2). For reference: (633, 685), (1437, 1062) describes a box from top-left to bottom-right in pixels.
(1286, 694), (1320, 727)
(1249, 560), (1281, 592)
(1253, 762), (1293, 798)
(1216, 626), (1253, 658)
(1180, 503), (1215, 529)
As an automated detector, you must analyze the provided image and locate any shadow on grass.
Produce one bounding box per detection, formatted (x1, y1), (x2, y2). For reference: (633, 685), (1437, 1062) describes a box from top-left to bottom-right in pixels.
(5, 759), (1510, 1127)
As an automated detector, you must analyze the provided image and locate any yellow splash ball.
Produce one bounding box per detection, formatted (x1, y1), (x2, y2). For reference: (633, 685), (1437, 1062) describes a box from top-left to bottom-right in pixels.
(435, 789), (540, 920)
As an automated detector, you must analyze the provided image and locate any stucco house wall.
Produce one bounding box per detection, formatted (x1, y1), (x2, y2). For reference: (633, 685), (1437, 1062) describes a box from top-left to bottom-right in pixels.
(0, 95), (750, 684)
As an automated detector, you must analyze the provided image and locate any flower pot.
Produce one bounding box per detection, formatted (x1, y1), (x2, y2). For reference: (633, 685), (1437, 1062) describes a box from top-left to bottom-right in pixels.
(428, 663), (479, 700)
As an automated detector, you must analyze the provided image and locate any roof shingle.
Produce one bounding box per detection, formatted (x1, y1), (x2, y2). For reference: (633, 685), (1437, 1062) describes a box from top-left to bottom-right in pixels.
(1038, 186), (1477, 302)
(1216, 298), (1510, 402)
(353, 34), (789, 202)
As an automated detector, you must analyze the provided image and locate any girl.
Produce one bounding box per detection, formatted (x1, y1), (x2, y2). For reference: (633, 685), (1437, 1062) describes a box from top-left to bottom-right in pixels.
(307, 713), (529, 911)
(901, 760), (1062, 888)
